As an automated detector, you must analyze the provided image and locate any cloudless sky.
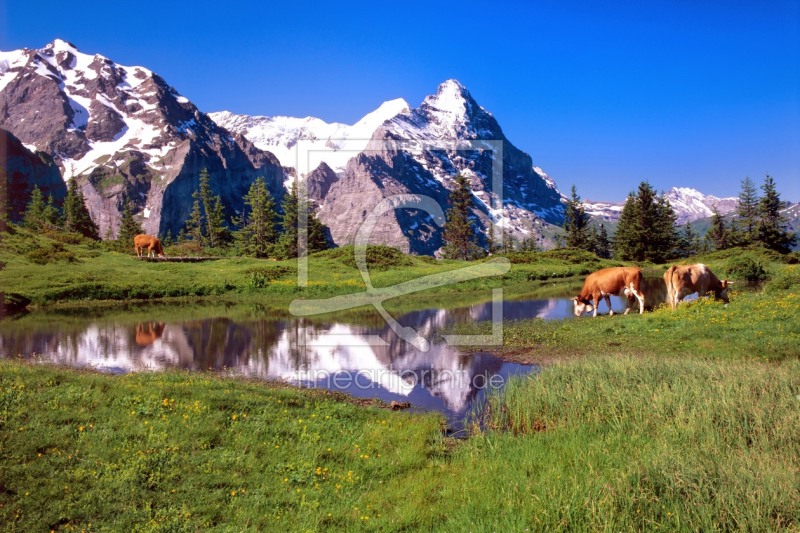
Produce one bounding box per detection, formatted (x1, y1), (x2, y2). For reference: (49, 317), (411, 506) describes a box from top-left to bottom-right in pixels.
(2, 0), (798, 201)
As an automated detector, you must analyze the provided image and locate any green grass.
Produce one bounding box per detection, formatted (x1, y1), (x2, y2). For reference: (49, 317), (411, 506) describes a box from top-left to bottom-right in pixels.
(451, 264), (800, 363)
(0, 363), (445, 531)
(3, 228), (800, 530)
(2, 354), (797, 531)
(0, 226), (622, 309)
(462, 355), (800, 531)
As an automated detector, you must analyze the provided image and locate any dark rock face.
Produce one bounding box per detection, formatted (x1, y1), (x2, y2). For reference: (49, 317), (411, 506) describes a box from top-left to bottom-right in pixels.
(319, 150), (450, 254)
(306, 162), (339, 204)
(1, 127), (66, 222)
(0, 39), (286, 238)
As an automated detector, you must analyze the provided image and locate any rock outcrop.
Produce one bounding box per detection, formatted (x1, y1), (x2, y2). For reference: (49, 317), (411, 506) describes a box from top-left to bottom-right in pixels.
(0, 127), (66, 222)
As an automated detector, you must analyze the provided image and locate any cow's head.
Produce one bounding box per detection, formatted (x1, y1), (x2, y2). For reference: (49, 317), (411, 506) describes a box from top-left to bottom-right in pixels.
(715, 280), (733, 303)
(572, 297), (594, 317)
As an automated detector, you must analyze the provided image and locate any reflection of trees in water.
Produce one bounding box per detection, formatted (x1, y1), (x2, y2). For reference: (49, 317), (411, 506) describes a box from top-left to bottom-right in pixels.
(179, 318), (248, 369)
(0, 329), (60, 358)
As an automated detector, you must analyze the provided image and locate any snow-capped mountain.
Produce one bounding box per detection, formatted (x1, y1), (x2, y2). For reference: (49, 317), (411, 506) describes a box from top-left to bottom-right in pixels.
(0, 39), (284, 237)
(665, 187), (738, 224)
(316, 79), (565, 253)
(209, 79), (564, 253)
(584, 187), (739, 226)
(209, 98), (410, 172)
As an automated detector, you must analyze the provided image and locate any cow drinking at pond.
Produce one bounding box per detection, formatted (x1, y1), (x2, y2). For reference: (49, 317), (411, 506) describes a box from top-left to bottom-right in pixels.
(573, 267), (645, 317)
(134, 234), (165, 258)
(664, 264), (731, 309)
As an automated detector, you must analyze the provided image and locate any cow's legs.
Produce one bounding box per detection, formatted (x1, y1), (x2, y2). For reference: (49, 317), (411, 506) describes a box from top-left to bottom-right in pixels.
(632, 289), (645, 314)
(592, 296), (600, 317)
(604, 294), (614, 316)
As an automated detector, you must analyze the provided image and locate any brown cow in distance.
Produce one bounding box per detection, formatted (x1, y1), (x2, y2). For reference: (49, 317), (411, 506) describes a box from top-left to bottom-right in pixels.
(573, 267), (645, 317)
(134, 234), (165, 258)
(664, 264), (732, 309)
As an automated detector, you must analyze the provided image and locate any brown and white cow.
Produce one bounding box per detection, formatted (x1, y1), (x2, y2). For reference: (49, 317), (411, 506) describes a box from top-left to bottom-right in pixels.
(663, 264), (732, 309)
(134, 234), (165, 258)
(573, 267), (645, 317)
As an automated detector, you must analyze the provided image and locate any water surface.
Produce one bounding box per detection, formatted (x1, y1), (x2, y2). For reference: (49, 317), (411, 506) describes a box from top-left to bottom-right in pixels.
(0, 291), (648, 431)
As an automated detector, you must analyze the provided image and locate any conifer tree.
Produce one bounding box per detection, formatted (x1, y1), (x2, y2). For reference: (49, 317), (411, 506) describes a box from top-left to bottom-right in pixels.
(194, 168), (228, 248)
(563, 185), (591, 249)
(613, 181), (678, 262)
(23, 186), (47, 231)
(237, 177), (278, 258)
(757, 175), (797, 253)
(276, 182), (328, 259)
(116, 199), (143, 251)
(677, 222), (700, 258)
(183, 198), (204, 247)
(705, 207), (730, 251)
(593, 224), (612, 259)
(62, 179), (99, 239)
(734, 176), (759, 245)
(443, 173), (483, 260)
(43, 194), (61, 228)
(613, 192), (641, 260)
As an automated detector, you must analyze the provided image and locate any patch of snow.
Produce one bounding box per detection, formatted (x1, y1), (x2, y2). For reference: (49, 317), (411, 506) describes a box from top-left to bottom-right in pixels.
(209, 97), (409, 174)
(0, 49), (28, 92)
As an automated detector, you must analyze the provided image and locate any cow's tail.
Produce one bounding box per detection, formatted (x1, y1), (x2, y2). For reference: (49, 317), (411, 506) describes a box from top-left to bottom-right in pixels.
(664, 265), (677, 309)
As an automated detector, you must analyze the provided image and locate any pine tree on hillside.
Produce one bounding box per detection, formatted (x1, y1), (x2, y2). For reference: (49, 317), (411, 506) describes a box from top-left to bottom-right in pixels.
(757, 175), (797, 253)
(237, 177), (278, 258)
(276, 182), (329, 259)
(183, 198), (204, 247)
(43, 194), (61, 228)
(613, 182), (678, 263)
(613, 193), (641, 260)
(593, 224), (612, 259)
(734, 176), (759, 245)
(194, 168), (228, 249)
(116, 199), (143, 252)
(705, 207), (730, 251)
(23, 186), (48, 231)
(62, 179), (99, 240)
(677, 222), (700, 258)
(442, 173), (483, 260)
(563, 185), (591, 250)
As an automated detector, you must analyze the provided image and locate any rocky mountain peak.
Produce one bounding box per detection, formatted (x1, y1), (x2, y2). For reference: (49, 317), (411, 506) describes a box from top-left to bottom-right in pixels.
(665, 186), (738, 224)
(385, 78), (501, 143)
(316, 80), (564, 254)
(422, 79), (473, 116)
(0, 39), (285, 239)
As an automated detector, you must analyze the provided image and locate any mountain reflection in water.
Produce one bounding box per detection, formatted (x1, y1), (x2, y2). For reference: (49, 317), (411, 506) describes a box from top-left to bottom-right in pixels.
(2, 297), (614, 430)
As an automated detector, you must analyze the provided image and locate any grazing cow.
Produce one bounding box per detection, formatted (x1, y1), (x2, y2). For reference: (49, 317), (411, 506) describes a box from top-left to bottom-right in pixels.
(134, 234), (165, 258)
(573, 267), (645, 317)
(664, 264), (732, 309)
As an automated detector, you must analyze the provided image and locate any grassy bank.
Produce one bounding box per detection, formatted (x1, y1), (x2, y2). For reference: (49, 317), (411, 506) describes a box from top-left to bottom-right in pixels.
(453, 264), (800, 363)
(1, 354), (797, 531)
(0, 226), (618, 309)
(3, 227), (800, 530)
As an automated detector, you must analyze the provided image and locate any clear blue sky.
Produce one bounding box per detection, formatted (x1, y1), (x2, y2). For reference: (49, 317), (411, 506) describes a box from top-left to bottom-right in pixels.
(2, 0), (798, 202)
